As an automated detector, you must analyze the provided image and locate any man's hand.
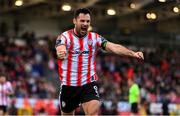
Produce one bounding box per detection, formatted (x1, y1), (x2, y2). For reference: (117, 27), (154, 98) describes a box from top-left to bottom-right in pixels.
(57, 50), (67, 59)
(56, 45), (67, 59)
(134, 52), (144, 60)
(5, 90), (13, 96)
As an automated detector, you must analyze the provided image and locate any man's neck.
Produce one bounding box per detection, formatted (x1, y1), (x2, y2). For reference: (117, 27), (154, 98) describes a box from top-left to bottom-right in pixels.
(73, 28), (86, 38)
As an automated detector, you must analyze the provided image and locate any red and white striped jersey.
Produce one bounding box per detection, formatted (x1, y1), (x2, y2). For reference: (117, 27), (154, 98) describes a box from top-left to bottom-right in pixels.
(0, 81), (13, 106)
(56, 29), (107, 86)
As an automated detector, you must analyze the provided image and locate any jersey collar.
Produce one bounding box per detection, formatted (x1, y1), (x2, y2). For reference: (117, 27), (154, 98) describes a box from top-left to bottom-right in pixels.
(72, 28), (88, 39)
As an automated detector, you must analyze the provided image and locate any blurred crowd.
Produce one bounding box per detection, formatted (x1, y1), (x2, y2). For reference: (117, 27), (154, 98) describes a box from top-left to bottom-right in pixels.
(97, 47), (180, 102)
(97, 48), (180, 114)
(0, 29), (179, 114)
(0, 32), (57, 99)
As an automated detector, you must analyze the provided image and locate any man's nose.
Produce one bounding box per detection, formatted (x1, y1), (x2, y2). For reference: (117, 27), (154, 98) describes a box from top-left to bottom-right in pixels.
(83, 21), (89, 26)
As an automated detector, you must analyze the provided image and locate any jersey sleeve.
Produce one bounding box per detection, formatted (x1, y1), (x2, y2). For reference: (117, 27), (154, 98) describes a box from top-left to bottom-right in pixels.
(96, 34), (108, 50)
(55, 34), (67, 48)
(7, 82), (13, 93)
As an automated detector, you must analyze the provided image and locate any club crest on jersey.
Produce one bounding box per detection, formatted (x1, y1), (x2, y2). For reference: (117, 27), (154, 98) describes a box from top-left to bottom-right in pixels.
(61, 101), (66, 107)
(56, 39), (62, 45)
(70, 41), (74, 46)
(88, 40), (93, 45)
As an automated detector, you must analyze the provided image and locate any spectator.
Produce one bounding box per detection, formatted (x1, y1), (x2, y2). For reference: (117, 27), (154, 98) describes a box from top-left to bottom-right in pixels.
(128, 78), (140, 115)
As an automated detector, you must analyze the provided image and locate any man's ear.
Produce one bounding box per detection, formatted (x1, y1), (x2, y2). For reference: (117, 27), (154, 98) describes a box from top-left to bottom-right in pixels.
(73, 18), (76, 25)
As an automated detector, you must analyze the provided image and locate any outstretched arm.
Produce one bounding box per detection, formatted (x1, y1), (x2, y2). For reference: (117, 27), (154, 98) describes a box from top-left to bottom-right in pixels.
(105, 42), (144, 60)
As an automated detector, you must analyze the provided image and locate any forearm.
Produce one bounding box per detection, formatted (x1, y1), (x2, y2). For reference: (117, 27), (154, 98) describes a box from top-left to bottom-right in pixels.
(114, 44), (135, 57)
(106, 42), (136, 57)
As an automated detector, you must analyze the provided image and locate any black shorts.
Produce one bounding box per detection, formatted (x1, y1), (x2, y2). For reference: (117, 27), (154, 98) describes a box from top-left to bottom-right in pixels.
(0, 105), (7, 113)
(59, 82), (100, 113)
(131, 103), (138, 113)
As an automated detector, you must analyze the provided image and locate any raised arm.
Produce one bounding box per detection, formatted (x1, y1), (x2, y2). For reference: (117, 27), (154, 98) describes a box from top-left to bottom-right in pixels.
(56, 45), (67, 59)
(105, 41), (144, 60)
(55, 34), (67, 59)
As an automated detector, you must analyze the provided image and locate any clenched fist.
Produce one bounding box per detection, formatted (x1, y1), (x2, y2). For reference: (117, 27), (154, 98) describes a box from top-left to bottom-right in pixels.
(57, 50), (67, 59)
(134, 52), (144, 60)
(56, 45), (67, 59)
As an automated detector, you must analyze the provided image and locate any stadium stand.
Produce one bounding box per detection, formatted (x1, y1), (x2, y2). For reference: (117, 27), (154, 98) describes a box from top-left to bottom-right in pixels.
(0, 31), (179, 115)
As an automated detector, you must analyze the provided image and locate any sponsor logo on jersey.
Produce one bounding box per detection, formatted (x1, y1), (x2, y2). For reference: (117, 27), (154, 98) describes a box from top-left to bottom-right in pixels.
(69, 50), (89, 54)
(88, 40), (93, 45)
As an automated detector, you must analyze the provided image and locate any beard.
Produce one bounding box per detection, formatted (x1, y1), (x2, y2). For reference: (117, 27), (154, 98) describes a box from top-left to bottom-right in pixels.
(80, 29), (87, 36)
(75, 26), (88, 37)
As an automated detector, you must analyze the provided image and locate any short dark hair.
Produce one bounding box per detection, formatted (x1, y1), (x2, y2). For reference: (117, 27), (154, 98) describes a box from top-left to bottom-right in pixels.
(0, 73), (7, 78)
(74, 8), (91, 18)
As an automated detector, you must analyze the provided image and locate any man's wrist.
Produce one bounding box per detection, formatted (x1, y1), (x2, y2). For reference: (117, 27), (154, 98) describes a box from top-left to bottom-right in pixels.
(130, 51), (136, 57)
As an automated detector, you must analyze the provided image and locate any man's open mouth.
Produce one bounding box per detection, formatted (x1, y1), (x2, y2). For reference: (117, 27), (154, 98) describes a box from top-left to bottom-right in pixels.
(81, 27), (88, 31)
